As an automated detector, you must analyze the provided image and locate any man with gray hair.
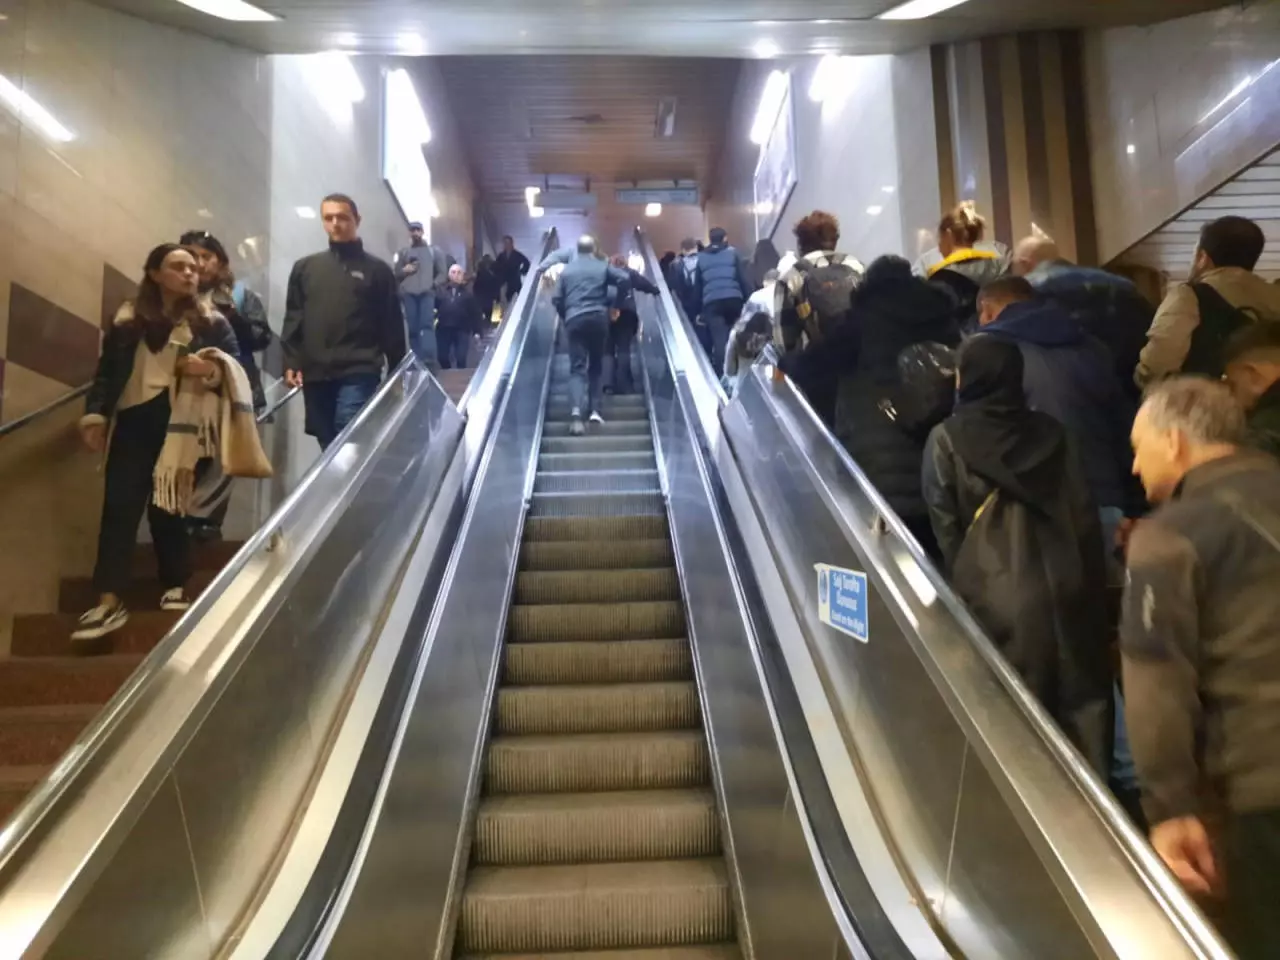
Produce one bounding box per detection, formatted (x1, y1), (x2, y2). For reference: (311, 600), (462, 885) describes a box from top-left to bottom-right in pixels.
(1122, 376), (1280, 958)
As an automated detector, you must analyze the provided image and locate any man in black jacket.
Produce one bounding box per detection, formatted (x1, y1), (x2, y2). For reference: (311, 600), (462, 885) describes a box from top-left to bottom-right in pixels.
(434, 264), (484, 370)
(494, 235), (531, 315)
(282, 193), (406, 449)
(608, 255), (660, 395)
(694, 228), (753, 375)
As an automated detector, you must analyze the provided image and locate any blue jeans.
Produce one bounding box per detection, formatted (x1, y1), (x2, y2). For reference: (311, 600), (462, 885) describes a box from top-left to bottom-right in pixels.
(402, 292), (437, 365)
(303, 373), (381, 449)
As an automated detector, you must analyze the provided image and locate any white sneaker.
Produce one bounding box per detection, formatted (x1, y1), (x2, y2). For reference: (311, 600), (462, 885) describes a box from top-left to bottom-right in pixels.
(160, 587), (191, 612)
(71, 602), (129, 641)
(589, 411), (606, 425)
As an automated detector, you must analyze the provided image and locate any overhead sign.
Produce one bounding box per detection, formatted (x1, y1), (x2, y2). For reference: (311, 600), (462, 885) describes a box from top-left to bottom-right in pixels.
(616, 187), (700, 206)
(816, 563), (869, 643)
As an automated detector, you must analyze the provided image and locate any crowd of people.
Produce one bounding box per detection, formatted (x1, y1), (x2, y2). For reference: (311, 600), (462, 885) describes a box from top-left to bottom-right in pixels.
(721, 202), (1279, 959)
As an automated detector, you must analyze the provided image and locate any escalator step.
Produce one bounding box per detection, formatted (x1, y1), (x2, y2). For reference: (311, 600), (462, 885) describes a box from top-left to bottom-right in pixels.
(534, 470), (661, 495)
(495, 682), (699, 735)
(485, 731), (708, 794)
(548, 404), (650, 422)
(543, 420), (651, 438)
(519, 539), (674, 572)
(530, 492), (665, 518)
(523, 515), (668, 543)
(547, 393), (647, 410)
(541, 436), (654, 455)
(473, 788), (719, 866)
(456, 858), (732, 954)
(513, 568), (679, 605)
(503, 639), (692, 685)
(538, 451), (657, 473)
(458, 947), (741, 960)
(509, 601), (684, 643)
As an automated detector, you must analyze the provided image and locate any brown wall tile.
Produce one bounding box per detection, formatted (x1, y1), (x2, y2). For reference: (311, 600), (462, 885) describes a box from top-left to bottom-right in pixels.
(5, 284), (100, 388)
(100, 264), (137, 331)
(0, 357), (6, 424)
(981, 37), (1013, 246)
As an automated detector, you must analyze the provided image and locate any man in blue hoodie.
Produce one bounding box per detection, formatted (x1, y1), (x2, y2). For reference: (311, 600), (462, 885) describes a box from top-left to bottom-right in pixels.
(694, 227), (753, 375)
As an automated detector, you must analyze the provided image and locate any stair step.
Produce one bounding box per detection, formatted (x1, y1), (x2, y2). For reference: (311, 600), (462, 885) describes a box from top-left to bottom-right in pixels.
(56, 570), (218, 615)
(538, 452), (657, 473)
(509, 601), (684, 644)
(0, 765), (52, 824)
(485, 731), (709, 795)
(544, 420), (649, 438)
(548, 393), (646, 410)
(474, 788), (719, 866)
(459, 948), (741, 960)
(523, 515), (668, 544)
(0, 656), (144, 708)
(547, 405), (650, 422)
(496, 682), (699, 736)
(10, 612), (181, 658)
(513, 569), (680, 605)
(529, 492), (665, 519)
(0, 705), (100, 766)
(132, 539), (243, 575)
(534, 470), (660, 496)
(503, 639), (693, 686)
(457, 859), (732, 954)
(540, 436), (653, 455)
(519, 539), (674, 572)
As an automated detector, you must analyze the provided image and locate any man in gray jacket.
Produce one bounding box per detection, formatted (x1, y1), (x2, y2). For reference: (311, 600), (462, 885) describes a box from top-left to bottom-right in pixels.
(1123, 376), (1280, 959)
(393, 221), (446, 366)
(552, 236), (631, 435)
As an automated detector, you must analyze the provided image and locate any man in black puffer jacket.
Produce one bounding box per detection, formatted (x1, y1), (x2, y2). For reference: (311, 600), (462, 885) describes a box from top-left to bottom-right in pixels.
(832, 255), (960, 560)
(694, 227), (752, 375)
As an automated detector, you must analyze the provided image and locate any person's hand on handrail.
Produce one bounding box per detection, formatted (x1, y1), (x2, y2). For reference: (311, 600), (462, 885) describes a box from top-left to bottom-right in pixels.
(285, 369), (304, 388)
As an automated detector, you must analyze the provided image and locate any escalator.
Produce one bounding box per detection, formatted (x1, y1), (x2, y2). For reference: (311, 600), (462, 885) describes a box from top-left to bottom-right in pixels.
(453, 354), (736, 957)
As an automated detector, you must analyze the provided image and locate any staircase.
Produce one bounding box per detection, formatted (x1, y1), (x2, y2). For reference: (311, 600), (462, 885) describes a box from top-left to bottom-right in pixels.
(452, 352), (740, 959)
(0, 540), (241, 822)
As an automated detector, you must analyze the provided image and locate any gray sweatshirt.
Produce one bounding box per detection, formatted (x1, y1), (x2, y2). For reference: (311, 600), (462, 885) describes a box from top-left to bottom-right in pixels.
(394, 241), (446, 296)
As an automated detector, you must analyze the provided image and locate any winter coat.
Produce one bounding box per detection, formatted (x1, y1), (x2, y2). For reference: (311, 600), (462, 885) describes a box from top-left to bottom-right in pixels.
(923, 416), (1112, 776)
(983, 299), (1141, 514)
(694, 242), (752, 311)
(553, 256), (632, 323)
(435, 283), (485, 333)
(281, 239), (406, 382)
(1025, 260), (1152, 398)
(832, 277), (961, 523)
(84, 299), (240, 426)
(205, 283), (271, 412)
(495, 249), (531, 297)
(776, 251), (866, 351)
(928, 248), (1010, 332)
(1247, 380), (1280, 461)
(614, 267), (660, 314)
(669, 254), (701, 321)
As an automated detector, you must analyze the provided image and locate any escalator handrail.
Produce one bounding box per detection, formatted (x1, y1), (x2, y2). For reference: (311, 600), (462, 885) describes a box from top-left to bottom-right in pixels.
(738, 344), (1230, 958)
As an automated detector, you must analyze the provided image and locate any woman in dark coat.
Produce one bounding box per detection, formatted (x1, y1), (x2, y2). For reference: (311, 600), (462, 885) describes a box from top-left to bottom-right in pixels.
(922, 335), (1112, 776)
(832, 255), (960, 558)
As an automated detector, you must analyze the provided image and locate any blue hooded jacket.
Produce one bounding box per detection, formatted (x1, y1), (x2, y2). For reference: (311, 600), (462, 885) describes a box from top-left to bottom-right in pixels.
(695, 237), (752, 311)
(983, 299), (1141, 513)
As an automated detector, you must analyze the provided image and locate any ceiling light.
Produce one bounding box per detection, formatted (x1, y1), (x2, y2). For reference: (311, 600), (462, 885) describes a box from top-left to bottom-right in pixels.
(296, 206), (317, 219)
(525, 186), (541, 205)
(866, 205), (884, 216)
(529, 206), (545, 218)
(754, 39), (780, 59)
(396, 32), (426, 54)
(645, 202), (662, 217)
(172, 0), (278, 22)
(1126, 143), (1136, 155)
(878, 0), (973, 20)
(385, 67), (430, 142)
(0, 75), (74, 142)
(750, 69), (789, 145)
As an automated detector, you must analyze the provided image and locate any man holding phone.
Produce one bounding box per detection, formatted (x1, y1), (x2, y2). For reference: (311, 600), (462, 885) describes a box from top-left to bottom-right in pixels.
(394, 220), (446, 366)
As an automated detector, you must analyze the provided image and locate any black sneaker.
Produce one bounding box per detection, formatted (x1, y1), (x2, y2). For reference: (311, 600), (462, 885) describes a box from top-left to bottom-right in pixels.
(71, 602), (129, 641)
(160, 587), (191, 612)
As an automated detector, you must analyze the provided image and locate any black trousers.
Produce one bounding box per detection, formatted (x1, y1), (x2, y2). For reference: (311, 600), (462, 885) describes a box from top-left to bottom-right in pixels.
(93, 393), (191, 596)
(701, 298), (742, 376)
(1222, 808), (1280, 960)
(436, 326), (470, 370)
(608, 310), (639, 395)
(566, 311), (610, 417)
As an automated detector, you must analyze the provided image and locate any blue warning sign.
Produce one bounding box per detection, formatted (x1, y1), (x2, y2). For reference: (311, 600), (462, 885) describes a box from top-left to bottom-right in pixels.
(816, 563), (869, 643)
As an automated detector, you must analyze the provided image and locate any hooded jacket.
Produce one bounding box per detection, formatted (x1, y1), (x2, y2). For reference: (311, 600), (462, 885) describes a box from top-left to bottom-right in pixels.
(983, 299), (1141, 514)
(695, 240), (752, 311)
(928, 247), (1010, 332)
(832, 276), (960, 522)
(281, 239), (406, 382)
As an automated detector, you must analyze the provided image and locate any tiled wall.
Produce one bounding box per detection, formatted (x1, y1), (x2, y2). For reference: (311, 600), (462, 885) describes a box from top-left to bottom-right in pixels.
(1085, 4), (1280, 262)
(708, 51), (941, 268)
(0, 0), (474, 428)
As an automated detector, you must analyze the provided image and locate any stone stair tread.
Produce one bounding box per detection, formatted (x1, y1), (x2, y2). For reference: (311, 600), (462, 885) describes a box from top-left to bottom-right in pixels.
(0, 764), (54, 786)
(0, 703), (101, 722)
(0, 655), (145, 708)
(55, 570), (217, 614)
(11, 612), (181, 658)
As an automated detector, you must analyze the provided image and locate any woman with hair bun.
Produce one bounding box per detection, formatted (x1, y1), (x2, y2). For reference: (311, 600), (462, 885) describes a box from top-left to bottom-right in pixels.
(928, 202), (1010, 331)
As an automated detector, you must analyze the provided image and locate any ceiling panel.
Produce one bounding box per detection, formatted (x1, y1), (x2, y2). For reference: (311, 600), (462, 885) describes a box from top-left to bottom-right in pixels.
(1119, 147), (1280, 280)
(85, 0), (1226, 56)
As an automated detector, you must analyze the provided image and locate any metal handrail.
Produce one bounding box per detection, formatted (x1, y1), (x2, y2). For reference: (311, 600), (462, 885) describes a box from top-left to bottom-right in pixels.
(0, 383), (90, 439)
(256, 383), (301, 424)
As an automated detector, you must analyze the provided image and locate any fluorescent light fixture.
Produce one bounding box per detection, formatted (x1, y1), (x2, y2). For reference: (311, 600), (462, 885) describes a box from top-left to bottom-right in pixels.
(525, 186), (541, 205)
(754, 39), (780, 59)
(750, 70), (788, 145)
(878, 0), (973, 20)
(645, 202), (662, 217)
(295, 206), (317, 219)
(529, 206), (545, 218)
(397, 32), (426, 54)
(0, 75), (74, 142)
(173, 0), (278, 21)
(386, 67), (430, 142)
(866, 205), (884, 216)
(1126, 143), (1136, 155)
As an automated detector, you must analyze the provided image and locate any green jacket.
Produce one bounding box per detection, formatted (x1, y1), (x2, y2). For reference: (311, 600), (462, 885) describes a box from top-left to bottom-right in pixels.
(1247, 381), (1280, 460)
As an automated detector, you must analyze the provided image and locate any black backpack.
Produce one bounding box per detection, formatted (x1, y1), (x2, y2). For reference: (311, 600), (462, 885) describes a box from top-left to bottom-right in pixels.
(1183, 283), (1262, 378)
(929, 269), (982, 334)
(879, 341), (958, 440)
(793, 254), (859, 342)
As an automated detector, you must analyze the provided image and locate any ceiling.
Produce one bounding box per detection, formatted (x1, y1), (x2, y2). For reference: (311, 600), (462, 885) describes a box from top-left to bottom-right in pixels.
(1119, 147), (1280, 281)
(89, 0), (1226, 56)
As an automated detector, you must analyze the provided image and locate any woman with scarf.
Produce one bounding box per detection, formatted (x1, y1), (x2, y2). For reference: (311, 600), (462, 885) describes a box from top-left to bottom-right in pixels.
(922, 335), (1112, 775)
